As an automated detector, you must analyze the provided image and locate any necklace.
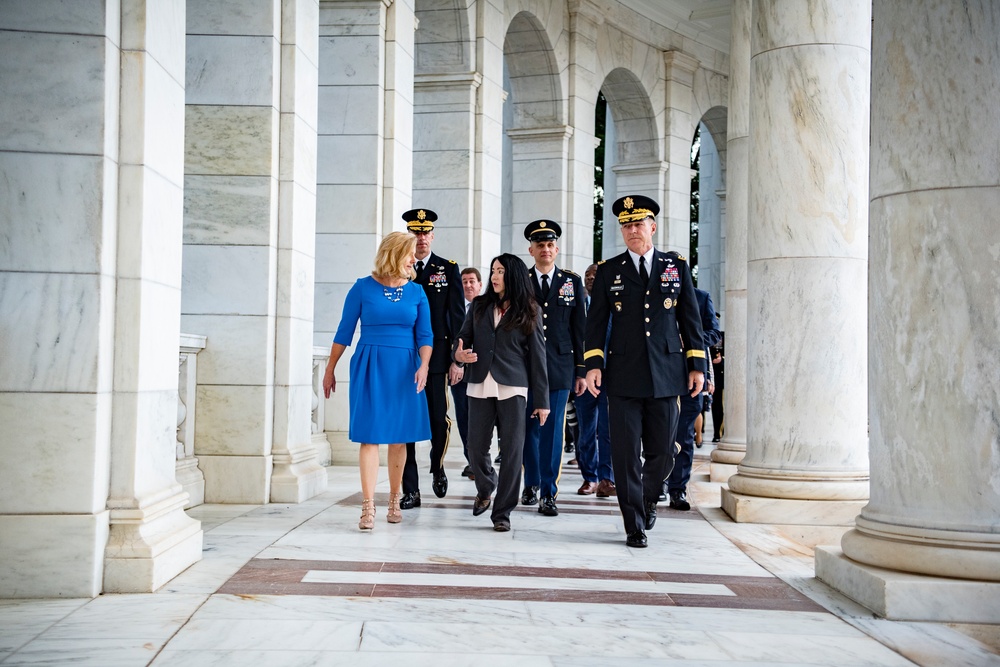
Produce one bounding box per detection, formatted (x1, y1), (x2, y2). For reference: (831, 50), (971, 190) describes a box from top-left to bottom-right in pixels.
(383, 285), (404, 302)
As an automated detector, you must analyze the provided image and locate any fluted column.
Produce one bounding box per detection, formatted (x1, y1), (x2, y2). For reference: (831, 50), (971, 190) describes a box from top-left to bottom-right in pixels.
(711, 0), (750, 482)
(722, 0), (871, 524)
(817, 0), (1000, 623)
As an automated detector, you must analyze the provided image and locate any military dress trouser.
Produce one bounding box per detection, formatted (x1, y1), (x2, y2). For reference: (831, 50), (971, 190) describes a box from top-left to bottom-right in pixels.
(607, 394), (680, 535)
(403, 371), (451, 494)
(667, 393), (703, 493)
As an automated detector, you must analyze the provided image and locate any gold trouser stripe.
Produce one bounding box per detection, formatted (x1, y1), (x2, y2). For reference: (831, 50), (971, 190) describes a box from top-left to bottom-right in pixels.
(438, 385), (452, 469)
(584, 349), (604, 360)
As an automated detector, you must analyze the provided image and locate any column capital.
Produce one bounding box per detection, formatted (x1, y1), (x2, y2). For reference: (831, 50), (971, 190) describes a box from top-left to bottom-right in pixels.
(664, 50), (700, 82)
(506, 125), (574, 144)
(568, 0), (605, 27)
(415, 71), (483, 91)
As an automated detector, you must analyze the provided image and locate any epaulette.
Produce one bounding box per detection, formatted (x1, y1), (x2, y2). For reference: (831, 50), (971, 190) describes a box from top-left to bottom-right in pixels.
(598, 260), (606, 265)
(448, 259), (457, 264)
(563, 268), (579, 276)
(665, 250), (687, 262)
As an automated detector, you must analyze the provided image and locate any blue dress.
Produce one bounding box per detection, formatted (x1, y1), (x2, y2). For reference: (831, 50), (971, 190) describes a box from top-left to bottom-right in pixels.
(334, 276), (434, 444)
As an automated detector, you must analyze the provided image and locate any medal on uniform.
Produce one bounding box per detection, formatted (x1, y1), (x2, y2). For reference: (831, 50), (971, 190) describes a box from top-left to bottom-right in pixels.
(615, 302), (622, 312)
(664, 298), (672, 310)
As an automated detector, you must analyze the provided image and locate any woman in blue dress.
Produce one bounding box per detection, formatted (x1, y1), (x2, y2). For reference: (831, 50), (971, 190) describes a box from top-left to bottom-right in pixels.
(322, 232), (433, 530)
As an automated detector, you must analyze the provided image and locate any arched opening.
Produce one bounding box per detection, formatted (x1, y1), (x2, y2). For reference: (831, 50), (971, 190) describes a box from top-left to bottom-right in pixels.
(594, 69), (660, 259)
(499, 11), (567, 262)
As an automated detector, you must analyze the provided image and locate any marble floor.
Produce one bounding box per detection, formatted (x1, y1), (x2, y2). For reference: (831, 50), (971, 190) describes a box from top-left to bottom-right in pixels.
(2, 444), (998, 666)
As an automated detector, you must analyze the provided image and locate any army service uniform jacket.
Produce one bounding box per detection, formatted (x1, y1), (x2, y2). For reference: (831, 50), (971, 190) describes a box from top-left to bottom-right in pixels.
(416, 252), (466, 374)
(584, 249), (707, 398)
(528, 266), (586, 391)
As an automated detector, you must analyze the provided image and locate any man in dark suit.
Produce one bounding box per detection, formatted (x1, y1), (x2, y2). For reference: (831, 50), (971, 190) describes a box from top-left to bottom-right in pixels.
(448, 267), (483, 479)
(521, 220), (587, 516)
(664, 287), (721, 511)
(584, 195), (707, 548)
(401, 209), (466, 508)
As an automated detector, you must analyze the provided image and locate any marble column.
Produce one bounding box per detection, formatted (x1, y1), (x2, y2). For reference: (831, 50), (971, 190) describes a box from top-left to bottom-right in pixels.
(412, 72), (481, 266)
(269, 0), (328, 503)
(472, 0), (506, 270)
(660, 51), (699, 255)
(816, 0), (1000, 623)
(722, 0), (871, 524)
(563, 0), (603, 272)
(0, 0), (203, 596)
(507, 126), (572, 267)
(316, 0), (415, 463)
(184, 0), (325, 503)
(711, 0), (750, 482)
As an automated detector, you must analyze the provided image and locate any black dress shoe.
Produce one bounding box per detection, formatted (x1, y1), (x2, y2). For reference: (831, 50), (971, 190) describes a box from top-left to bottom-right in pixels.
(669, 490), (691, 511)
(538, 496), (559, 516)
(432, 470), (448, 498)
(494, 452), (502, 465)
(658, 483), (667, 502)
(461, 465), (474, 479)
(472, 496), (491, 516)
(492, 519), (510, 532)
(564, 442), (574, 453)
(626, 530), (647, 548)
(644, 500), (657, 530)
(520, 486), (539, 506)
(399, 490), (421, 509)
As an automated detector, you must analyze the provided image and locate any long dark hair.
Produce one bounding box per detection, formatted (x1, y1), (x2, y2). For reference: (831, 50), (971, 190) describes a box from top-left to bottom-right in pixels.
(473, 253), (537, 334)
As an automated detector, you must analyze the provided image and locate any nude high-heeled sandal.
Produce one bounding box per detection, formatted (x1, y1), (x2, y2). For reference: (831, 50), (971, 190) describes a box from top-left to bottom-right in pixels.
(387, 492), (402, 524)
(359, 498), (375, 530)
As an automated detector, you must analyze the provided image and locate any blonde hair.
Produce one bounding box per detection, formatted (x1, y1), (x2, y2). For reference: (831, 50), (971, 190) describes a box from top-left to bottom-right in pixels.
(373, 231), (417, 282)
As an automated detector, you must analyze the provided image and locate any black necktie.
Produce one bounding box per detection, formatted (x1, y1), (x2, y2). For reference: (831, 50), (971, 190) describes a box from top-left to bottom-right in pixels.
(639, 256), (649, 284)
(541, 273), (550, 298)
(415, 260), (424, 278)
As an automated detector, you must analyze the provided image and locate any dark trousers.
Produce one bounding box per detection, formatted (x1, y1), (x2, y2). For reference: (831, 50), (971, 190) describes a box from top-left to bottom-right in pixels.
(467, 395), (526, 523)
(403, 372), (451, 493)
(712, 388), (724, 440)
(667, 394), (703, 493)
(608, 394), (680, 534)
(450, 379), (470, 464)
(522, 388), (570, 498)
(575, 388), (613, 483)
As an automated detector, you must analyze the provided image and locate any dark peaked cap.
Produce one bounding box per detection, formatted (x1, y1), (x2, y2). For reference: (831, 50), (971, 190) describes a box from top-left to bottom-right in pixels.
(611, 195), (659, 224)
(403, 208), (437, 232)
(523, 219), (562, 242)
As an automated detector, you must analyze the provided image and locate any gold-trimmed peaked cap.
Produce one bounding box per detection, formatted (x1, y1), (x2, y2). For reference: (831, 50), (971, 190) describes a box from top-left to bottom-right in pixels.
(611, 194), (659, 224)
(403, 208), (438, 233)
(523, 219), (562, 242)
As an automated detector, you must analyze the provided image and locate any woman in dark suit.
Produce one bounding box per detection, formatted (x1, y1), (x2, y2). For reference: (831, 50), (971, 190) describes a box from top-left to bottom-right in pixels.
(453, 253), (549, 531)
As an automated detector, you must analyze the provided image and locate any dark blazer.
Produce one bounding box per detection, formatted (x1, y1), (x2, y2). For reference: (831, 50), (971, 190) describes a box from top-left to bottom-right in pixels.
(528, 266), (586, 391)
(415, 252), (465, 373)
(584, 249), (707, 398)
(453, 301), (549, 410)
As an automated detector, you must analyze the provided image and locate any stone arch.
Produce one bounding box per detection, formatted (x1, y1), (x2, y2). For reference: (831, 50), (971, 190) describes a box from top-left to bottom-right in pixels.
(414, 0), (474, 74)
(503, 10), (567, 130)
(601, 67), (660, 165)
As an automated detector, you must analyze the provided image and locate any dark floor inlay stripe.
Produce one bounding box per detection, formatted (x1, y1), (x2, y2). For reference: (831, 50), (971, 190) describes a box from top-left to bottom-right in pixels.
(217, 558), (822, 612)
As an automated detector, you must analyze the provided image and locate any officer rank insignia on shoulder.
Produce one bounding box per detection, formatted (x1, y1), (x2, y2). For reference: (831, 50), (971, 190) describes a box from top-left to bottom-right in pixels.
(598, 260), (606, 265)
(448, 259), (457, 264)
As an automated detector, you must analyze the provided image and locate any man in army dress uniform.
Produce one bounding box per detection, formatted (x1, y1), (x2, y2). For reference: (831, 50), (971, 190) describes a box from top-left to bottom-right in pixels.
(401, 209), (466, 508)
(521, 220), (587, 516)
(583, 195), (707, 547)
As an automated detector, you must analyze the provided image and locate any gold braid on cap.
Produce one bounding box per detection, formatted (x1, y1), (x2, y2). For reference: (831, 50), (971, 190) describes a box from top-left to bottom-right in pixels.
(617, 207), (654, 224)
